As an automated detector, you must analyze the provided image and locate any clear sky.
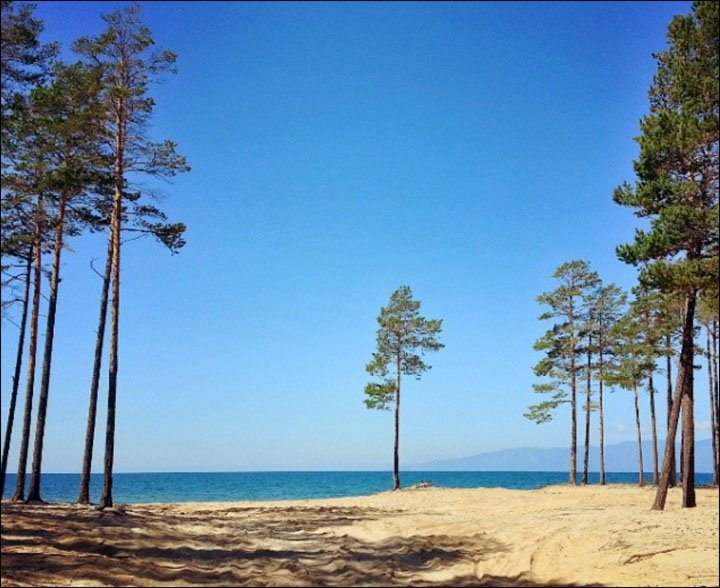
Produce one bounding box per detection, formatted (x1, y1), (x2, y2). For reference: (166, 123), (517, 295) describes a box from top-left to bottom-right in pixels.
(2, 0), (712, 473)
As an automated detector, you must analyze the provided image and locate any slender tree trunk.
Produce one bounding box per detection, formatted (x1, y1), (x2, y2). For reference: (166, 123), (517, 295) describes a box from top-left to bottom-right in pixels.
(0, 255), (32, 497)
(599, 350), (606, 485)
(12, 197), (43, 502)
(27, 195), (68, 502)
(393, 352), (401, 490)
(680, 425), (685, 485)
(666, 334), (676, 487)
(583, 340), (591, 485)
(633, 383), (644, 487)
(78, 235), (114, 504)
(708, 325), (719, 486)
(712, 320), (719, 483)
(569, 303), (577, 486)
(653, 292), (696, 510)
(570, 368), (577, 485)
(100, 113), (124, 509)
(648, 373), (659, 486)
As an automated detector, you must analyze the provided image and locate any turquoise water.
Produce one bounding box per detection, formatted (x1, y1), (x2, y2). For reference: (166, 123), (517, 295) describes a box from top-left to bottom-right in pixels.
(2, 471), (713, 504)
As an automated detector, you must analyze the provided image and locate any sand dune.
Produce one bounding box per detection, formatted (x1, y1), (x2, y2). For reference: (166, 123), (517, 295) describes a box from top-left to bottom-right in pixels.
(1, 485), (718, 587)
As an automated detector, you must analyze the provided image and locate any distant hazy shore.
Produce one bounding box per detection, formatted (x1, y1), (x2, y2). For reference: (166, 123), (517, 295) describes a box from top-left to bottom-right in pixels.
(2, 485), (718, 587)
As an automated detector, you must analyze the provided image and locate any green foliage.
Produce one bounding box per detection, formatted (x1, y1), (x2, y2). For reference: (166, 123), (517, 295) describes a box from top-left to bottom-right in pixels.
(70, 5), (188, 252)
(363, 380), (396, 411)
(613, 0), (719, 295)
(585, 283), (627, 365)
(526, 261), (600, 423)
(606, 297), (660, 391)
(364, 285), (444, 409)
(523, 401), (558, 424)
(72, 4), (189, 178)
(0, 0), (57, 111)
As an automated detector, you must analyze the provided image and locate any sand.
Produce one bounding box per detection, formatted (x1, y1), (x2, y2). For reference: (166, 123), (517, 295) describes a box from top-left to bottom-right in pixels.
(1, 485), (718, 587)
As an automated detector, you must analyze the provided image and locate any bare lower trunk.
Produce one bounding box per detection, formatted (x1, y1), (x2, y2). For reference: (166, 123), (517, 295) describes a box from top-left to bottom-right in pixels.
(681, 353), (695, 508)
(648, 373), (658, 485)
(393, 353), (401, 491)
(100, 115), (124, 510)
(599, 350), (605, 485)
(583, 342), (591, 485)
(653, 292), (696, 510)
(666, 335), (676, 487)
(633, 383), (644, 487)
(78, 235), (114, 504)
(570, 349), (577, 485)
(0, 255), (32, 497)
(27, 195), (68, 502)
(713, 321), (719, 483)
(708, 326), (719, 486)
(12, 198), (43, 502)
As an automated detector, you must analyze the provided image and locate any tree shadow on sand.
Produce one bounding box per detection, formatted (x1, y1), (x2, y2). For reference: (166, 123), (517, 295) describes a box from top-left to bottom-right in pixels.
(1, 502), (603, 587)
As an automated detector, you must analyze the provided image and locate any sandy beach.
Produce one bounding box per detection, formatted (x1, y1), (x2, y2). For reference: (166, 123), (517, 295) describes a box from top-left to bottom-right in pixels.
(1, 485), (718, 587)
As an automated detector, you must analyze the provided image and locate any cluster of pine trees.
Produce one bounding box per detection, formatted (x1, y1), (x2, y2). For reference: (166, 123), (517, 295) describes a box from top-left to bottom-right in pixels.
(527, 1), (719, 510)
(0, 2), (188, 508)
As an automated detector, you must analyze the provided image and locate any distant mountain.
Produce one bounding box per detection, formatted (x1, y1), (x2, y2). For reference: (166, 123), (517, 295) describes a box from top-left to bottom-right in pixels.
(408, 437), (714, 473)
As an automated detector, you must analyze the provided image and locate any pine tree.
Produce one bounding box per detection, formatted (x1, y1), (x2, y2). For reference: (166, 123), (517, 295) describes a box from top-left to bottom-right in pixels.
(632, 288), (671, 486)
(585, 283), (627, 485)
(613, 0), (719, 509)
(4, 92), (54, 502)
(526, 260), (600, 485)
(25, 62), (107, 502)
(608, 301), (658, 487)
(0, 0), (55, 500)
(73, 5), (189, 508)
(364, 286), (443, 490)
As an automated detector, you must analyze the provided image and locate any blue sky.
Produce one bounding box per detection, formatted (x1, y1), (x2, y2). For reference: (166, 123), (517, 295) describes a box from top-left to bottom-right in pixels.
(2, 0), (713, 473)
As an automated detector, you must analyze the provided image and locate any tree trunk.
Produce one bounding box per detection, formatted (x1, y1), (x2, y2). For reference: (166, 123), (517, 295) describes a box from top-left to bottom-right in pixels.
(27, 195), (68, 502)
(78, 235), (114, 504)
(681, 381), (695, 506)
(393, 352), (401, 491)
(708, 325), (719, 486)
(681, 347), (695, 508)
(653, 291), (696, 510)
(12, 197), (43, 502)
(648, 373), (659, 486)
(599, 349), (605, 485)
(569, 315), (577, 485)
(666, 334), (676, 487)
(100, 114), (124, 510)
(583, 340), (591, 485)
(0, 255), (32, 497)
(712, 320), (719, 483)
(633, 383), (644, 487)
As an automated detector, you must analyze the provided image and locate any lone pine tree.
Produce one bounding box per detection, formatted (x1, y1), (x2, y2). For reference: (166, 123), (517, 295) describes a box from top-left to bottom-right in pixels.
(364, 286), (443, 491)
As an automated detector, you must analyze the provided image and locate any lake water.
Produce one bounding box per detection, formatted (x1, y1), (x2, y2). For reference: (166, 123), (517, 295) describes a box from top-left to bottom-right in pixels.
(2, 471), (713, 504)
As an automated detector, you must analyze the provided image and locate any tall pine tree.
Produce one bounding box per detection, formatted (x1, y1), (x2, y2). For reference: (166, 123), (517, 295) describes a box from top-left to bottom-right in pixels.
(613, 0), (718, 509)
(585, 283), (627, 485)
(526, 260), (599, 485)
(364, 286), (443, 490)
(73, 5), (189, 508)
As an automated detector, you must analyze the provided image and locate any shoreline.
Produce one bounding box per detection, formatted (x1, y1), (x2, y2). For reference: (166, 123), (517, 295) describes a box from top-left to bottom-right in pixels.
(3, 470), (715, 505)
(2, 485), (718, 587)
